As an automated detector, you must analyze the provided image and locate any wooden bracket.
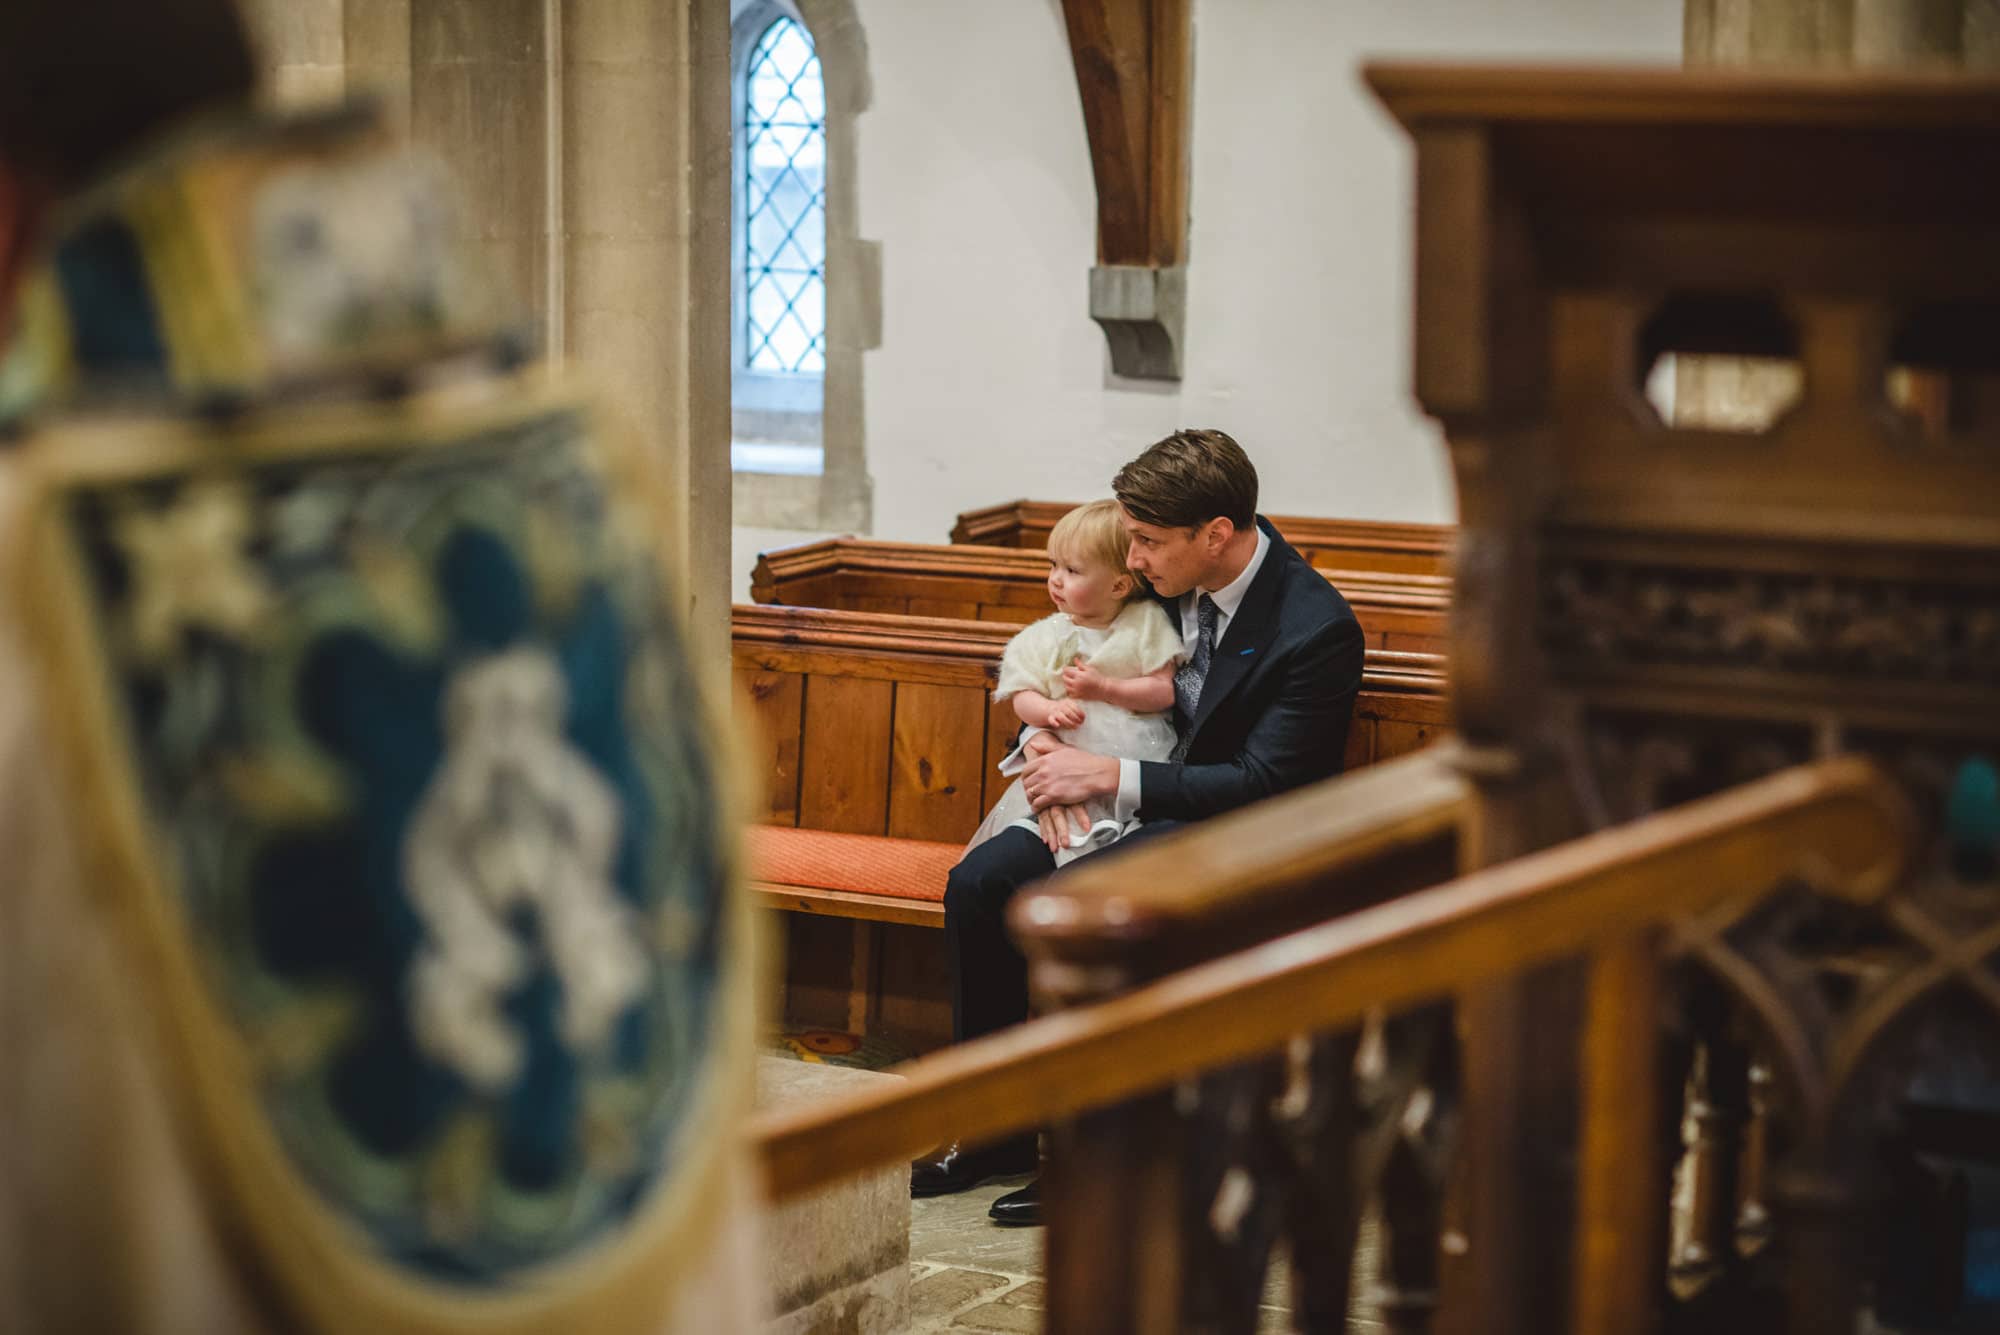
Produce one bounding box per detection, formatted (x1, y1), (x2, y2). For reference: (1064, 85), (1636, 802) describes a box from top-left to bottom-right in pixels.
(1060, 0), (1191, 380)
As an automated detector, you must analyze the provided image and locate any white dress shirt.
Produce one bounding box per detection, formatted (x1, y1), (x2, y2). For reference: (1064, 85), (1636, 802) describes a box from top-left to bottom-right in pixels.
(1113, 525), (1271, 821)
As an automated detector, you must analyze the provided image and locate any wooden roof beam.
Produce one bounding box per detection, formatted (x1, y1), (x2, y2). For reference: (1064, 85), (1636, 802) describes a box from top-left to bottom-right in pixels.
(1060, 0), (1191, 379)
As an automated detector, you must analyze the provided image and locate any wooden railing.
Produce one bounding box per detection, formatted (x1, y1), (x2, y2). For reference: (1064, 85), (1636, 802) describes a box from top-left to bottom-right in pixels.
(754, 756), (1906, 1192)
(751, 756), (1912, 1332)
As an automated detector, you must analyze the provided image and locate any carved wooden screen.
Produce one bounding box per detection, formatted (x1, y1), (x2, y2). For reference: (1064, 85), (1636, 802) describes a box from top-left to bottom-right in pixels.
(1370, 66), (2000, 1332)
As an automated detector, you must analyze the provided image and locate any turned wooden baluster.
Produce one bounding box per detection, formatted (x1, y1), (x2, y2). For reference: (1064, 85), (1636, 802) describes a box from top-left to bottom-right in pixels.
(1016, 751), (1466, 1335)
(1374, 1139), (1446, 1335)
(1735, 1061), (1774, 1260)
(1772, 1155), (1869, 1334)
(1670, 1039), (1752, 1296)
(1271, 1033), (1365, 1334)
(754, 756), (1912, 1335)
(1361, 1005), (1457, 1335)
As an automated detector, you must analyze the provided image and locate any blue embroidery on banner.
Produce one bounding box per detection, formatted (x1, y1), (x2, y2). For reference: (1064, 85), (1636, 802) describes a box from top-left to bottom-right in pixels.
(63, 409), (726, 1286)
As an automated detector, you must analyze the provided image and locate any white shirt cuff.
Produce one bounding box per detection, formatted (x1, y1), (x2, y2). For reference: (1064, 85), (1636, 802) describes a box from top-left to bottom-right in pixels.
(1115, 758), (1141, 823)
(998, 725), (1044, 777)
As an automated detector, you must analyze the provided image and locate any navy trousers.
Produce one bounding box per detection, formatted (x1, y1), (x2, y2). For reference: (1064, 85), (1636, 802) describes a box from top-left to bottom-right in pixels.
(943, 819), (1186, 1043)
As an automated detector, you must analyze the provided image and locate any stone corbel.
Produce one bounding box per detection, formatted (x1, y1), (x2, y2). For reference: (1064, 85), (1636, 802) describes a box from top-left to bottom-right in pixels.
(1059, 0), (1191, 380)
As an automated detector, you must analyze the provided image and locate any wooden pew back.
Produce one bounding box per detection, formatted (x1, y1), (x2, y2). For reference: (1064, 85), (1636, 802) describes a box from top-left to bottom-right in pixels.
(949, 500), (1453, 577)
(752, 538), (1450, 654)
(732, 605), (1017, 842)
(734, 603), (1450, 837)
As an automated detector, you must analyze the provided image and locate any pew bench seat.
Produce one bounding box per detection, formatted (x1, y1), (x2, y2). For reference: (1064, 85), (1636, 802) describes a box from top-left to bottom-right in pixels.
(748, 825), (960, 928)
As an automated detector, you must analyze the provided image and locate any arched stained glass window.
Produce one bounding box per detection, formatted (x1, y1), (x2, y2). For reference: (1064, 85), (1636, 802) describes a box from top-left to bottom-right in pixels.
(742, 17), (826, 376)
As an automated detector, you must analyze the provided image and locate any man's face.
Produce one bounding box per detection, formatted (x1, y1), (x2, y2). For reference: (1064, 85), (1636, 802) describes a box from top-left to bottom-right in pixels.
(1120, 510), (1216, 599)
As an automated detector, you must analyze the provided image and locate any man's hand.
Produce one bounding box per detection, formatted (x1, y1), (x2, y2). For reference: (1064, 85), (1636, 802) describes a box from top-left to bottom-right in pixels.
(1037, 803), (1089, 853)
(1046, 698), (1086, 730)
(1021, 730), (1065, 760)
(1060, 656), (1107, 702)
(1021, 744), (1120, 810)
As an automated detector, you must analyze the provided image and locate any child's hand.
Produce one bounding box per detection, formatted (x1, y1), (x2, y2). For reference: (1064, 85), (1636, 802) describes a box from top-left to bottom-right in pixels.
(1038, 804), (1089, 853)
(1061, 656), (1106, 702)
(1047, 699), (1087, 730)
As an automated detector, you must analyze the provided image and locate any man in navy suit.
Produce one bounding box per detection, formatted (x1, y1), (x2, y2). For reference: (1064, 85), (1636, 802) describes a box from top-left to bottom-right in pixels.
(912, 428), (1366, 1222)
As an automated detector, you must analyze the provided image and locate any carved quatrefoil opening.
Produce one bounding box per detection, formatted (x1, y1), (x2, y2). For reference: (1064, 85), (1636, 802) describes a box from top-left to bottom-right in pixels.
(1636, 293), (1803, 436)
(1884, 303), (2000, 445)
(1672, 891), (2000, 1328)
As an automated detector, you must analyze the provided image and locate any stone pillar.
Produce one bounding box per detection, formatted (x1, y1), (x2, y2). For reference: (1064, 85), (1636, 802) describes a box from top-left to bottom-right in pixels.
(1676, 1), (1972, 429)
(797, 0), (878, 536)
(1854, 0), (1966, 63)
(1686, 2), (1982, 90)
(344, 0), (414, 128)
(1968, 0), (2000, 65)
(1684, 0), (1850, 64)
(241, 0), (348, 106)
(239, 0), (731, 633)
(411, 0), (552, 339)
(560, 0), (732, 642)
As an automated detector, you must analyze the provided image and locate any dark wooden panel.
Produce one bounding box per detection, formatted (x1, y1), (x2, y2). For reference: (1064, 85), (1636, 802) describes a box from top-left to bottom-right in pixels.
(798, 675), (894, 835)
(779, 914), (867, 1032)
(1366, 690), (1452, 727)
(734, 668), (804, 826)
(1344, 716), (1378, 771)
(978, 603), (1042, 625)
(984, 696), (1021, 813)
(887, 682), (989, 842)
(875, 921), (955, 1054)
(1376, 717), (1443, 760)
(907, 598), (981, 620)
(845, 595), (910, 615)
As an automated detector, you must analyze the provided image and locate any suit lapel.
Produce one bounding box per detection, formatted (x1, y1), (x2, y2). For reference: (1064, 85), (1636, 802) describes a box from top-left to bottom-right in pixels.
(1187, 519), (1290, 744)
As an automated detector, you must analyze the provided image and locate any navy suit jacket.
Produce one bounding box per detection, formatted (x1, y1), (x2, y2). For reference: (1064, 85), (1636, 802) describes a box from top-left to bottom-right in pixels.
(1136, 516), (1365, 823)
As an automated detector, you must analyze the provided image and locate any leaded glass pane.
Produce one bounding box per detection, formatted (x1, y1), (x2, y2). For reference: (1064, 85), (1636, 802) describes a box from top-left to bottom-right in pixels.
(743, 17), (826, 375)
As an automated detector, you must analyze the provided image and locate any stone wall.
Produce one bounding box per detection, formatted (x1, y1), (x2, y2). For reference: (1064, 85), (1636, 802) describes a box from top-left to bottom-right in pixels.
(240, 0), (733, 643)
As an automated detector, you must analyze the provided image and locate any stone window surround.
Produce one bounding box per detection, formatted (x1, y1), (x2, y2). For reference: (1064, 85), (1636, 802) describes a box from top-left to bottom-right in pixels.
(730, 0), (876, 534)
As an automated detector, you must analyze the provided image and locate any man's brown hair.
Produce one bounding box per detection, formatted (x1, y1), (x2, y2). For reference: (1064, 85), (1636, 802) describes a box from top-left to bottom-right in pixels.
(1112, 428), (1259, 532)
(0, 0), (255, 191)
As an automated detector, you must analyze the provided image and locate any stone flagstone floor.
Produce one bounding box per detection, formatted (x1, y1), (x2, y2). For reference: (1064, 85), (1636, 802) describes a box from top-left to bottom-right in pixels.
(905, 1173), (1382, 1333)
(764, 1032), (1384, 1332)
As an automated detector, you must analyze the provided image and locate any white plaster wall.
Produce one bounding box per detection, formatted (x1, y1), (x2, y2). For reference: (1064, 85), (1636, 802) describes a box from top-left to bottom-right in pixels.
(850, 0), (1680, 542)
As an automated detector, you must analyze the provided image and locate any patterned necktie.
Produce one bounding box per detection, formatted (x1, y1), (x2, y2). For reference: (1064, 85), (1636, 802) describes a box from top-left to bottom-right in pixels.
(1170, 594), (1219, 763)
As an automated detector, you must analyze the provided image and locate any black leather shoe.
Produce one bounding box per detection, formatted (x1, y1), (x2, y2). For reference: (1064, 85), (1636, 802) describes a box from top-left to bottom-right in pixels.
(910, 1137), (1037, 1198)
(987, 1177), (1041, 1226)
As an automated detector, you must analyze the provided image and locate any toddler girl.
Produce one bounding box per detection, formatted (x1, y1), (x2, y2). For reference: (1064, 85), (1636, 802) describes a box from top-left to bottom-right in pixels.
(967, 499), (1181, 865)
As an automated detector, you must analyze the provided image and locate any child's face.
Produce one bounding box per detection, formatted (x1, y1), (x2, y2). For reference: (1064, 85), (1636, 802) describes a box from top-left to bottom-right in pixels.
(1046, 547), (1131, 623)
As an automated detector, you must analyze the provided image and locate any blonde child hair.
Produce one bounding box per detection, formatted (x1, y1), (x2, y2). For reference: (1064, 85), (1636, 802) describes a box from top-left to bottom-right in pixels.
(1046, 500), (1138, 595)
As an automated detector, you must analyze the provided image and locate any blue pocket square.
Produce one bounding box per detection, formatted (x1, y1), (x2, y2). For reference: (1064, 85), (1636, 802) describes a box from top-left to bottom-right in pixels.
(1239, 647), (1256, 656)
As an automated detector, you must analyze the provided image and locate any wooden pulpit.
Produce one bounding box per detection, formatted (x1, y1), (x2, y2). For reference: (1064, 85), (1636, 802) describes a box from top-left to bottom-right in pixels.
(1370, 65), (2000, 1334)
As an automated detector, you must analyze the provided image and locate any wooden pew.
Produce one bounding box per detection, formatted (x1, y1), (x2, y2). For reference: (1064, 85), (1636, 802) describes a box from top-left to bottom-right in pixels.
(751, 537), (1451, 653)
(949, 499), (1454, 577)
(733, 602), (1450, 1050)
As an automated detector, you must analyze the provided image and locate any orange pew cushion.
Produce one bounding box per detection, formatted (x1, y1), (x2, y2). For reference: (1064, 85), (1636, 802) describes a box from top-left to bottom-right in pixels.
(747, 826), (965, 903)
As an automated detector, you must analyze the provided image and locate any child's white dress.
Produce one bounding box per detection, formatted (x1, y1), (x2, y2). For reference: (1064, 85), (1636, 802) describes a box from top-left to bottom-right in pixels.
(967, 600), (1183, 866)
